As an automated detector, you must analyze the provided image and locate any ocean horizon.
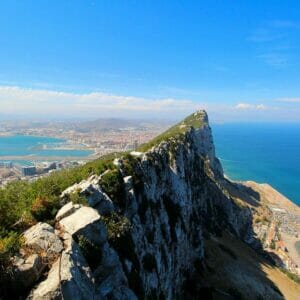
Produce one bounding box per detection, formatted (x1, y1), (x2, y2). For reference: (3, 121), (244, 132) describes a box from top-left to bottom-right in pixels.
(212, 123), (300, 206)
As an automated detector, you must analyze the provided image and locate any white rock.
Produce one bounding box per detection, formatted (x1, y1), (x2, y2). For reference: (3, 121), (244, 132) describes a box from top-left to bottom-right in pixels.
(130, 151), (143, 157)
(55, 202), (81, 222)
(114, 158), (122, 167)
(29, 240), (95, 300)
(28, 259), (61, 300)
(61, 177), (114, 215)
(23, 223), (63, 257)
(59, 207), (107, 246)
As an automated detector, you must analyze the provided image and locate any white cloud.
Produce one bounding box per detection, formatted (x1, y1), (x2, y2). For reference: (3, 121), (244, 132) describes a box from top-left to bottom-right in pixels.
(0, 85), (297, 122)
(0, 86), (201, 119)
(235, 103), (253, 110)
(278, 97), (300, 103)
(235, 103), (268, 110)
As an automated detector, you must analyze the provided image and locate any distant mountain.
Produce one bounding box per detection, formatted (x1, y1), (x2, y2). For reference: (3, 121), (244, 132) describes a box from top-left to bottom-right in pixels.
(80, 118), (143, 130)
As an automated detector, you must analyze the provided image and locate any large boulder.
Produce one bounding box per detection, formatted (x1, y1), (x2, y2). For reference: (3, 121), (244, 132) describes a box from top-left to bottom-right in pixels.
(23, 223), (63, 258)
(58, 207), (107, 246)
(28, 240), (95, 300)
(61, 175), (114, 215)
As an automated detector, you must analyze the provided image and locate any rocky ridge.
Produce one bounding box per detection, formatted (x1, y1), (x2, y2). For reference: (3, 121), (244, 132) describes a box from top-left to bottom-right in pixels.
(8, 111), (300, 299)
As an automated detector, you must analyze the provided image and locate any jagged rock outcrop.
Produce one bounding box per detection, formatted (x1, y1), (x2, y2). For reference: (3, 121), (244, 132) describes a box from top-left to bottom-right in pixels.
(12, 110), (288, 299)
(23, 223), (64, 258)
(61, 175), (114, 215)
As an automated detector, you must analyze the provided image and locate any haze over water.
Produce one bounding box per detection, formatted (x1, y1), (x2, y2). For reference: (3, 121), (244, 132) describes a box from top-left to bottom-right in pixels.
(213, 123), (300, 206)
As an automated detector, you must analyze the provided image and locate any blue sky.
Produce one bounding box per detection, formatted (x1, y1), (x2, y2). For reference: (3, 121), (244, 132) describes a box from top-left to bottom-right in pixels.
(0, 0), (300, 121)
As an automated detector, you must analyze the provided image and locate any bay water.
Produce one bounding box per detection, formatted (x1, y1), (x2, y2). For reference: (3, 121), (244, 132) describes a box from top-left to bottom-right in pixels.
(212, 123), (300, 206)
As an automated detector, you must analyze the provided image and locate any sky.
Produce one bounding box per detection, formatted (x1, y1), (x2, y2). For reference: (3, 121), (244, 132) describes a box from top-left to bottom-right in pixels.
(0, 0), (300, 122)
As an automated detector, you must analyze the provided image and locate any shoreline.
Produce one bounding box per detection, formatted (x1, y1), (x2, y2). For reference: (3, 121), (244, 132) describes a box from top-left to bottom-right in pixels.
(222, 169), (300, 208)
(0, 155), (93, 162)
(0, 134), (94, 163)
(242, 180), (300, 275)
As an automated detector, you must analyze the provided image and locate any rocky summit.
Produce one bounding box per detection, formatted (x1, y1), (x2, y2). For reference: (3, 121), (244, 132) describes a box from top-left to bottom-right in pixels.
(3, 111), (300, 299)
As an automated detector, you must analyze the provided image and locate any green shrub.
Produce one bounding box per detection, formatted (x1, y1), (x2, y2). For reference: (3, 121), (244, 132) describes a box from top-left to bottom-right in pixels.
(30, 197), (52, 221)
(0, 153), (118, 264)
(100, 169), (125, 209)
(122, 154), (144, 193)
(76, 235), (102, 270)
(101, 213), (130, 242)
(138, 111), (206, 152)
(110, 230), (140, 271)
(67, 192), (88, 206)
(0, 232), (23, 270)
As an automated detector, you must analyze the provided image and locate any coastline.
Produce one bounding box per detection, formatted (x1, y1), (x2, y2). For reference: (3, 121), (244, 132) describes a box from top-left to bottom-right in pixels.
(0, 134), (94, 163)
(222, 165), (300, 275)
(242, 181), (300, 275)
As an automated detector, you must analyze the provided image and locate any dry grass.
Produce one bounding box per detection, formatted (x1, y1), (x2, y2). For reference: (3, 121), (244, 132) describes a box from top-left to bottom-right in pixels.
(203, 232), (300, 300)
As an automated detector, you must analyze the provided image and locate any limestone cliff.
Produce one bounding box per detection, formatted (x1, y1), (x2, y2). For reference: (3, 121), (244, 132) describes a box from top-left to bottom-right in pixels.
(10, 111), (300, 299)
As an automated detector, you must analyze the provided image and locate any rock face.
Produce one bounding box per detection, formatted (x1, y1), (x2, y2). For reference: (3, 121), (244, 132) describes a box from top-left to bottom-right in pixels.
(14, 254), (44, 289)
(28, 239), (95, 300)
(18, 111), (282, 299)
(61, 175), (114, 215)
(23, 222), (64, 258)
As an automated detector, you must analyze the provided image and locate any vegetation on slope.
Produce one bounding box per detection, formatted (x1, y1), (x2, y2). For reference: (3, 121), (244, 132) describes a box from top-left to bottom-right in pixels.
(138, 110), (208, 152)
(0, 111), (207, 268)
(0, 153), (118, 267)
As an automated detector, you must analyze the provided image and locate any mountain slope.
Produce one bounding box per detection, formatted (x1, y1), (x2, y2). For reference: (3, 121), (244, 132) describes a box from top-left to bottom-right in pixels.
(2, 110), (299, 299)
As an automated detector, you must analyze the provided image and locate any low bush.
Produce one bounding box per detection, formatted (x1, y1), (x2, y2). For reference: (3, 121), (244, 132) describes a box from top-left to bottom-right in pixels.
(0, 153), (118, 264)
(76, 235), (102, 270)
(0, 231), (23, 270)
(30, 197), (53, 221)
(100, 169), (125, 209)
(101, 213), (130, 242)
(67, 191), (88, 206)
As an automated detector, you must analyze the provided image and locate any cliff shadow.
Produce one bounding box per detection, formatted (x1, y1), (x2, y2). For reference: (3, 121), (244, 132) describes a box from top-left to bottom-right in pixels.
(191, 178), (292, 299)
(222, 178), (261, 207)
(191, 231), (286, 300)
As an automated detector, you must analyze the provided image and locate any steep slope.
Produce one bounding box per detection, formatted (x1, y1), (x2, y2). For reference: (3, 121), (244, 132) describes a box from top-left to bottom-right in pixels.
(4, 110), (300, 299)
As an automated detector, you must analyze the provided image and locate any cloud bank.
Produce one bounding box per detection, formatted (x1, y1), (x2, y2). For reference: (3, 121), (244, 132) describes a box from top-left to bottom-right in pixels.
(0, 85), (299, 122)
(235, 103), (267, 110)
(0, 86), (200, 119)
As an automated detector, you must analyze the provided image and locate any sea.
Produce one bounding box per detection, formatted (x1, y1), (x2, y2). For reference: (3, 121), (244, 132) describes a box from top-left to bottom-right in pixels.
(0, 135), (92, 165)
(212, 123), (300, 206)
